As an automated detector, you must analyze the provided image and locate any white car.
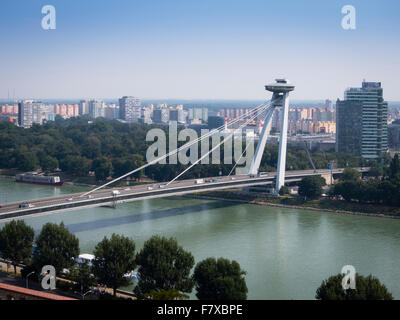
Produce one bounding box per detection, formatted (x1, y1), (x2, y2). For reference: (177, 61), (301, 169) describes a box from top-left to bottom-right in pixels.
(147, 186), (153, 190)
(67, 198), (73, 201)
(111, 190), (121, 196)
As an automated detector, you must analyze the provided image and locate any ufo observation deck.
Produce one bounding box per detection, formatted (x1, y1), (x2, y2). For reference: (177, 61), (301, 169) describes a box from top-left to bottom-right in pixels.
(265, 79), (295, 93)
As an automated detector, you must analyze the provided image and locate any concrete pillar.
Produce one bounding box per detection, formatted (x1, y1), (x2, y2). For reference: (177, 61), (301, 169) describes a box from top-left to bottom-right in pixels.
(275, 92), (290, 193)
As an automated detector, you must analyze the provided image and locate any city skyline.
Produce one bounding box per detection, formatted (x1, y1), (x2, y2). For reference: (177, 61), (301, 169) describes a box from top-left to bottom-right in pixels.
(1, 0), (400, 100)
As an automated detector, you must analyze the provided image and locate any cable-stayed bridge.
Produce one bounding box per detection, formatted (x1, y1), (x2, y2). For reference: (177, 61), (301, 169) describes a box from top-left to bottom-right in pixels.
(0, 79), (367, 222)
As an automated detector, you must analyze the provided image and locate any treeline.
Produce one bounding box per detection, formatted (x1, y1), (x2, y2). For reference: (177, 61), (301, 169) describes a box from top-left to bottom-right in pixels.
(0, 221), (247, 300)
(329, 155), (400, 206)
(0, 220), (394, 300)
(0, 117), (370, 181)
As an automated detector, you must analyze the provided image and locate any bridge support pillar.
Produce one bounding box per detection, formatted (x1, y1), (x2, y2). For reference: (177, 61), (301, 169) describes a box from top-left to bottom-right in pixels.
(248, 79), (295, 194)
(275, 92), (290, 193)
(249, 105), (274, 175)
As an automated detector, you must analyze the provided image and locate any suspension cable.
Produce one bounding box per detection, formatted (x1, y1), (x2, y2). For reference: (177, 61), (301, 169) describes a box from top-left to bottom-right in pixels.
(166, 103), (273, 185)
(81, 100), (274, 196)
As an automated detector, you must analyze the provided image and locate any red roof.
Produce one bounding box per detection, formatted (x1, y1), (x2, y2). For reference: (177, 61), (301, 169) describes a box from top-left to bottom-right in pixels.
(0, 283), (77, 300)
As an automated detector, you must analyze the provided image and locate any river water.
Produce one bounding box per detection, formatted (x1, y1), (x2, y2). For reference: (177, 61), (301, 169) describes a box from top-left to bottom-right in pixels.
(1, 177), (400, 299)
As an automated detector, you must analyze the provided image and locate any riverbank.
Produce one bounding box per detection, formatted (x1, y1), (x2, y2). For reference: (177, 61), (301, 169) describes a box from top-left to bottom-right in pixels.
(185, 190), (400, 220)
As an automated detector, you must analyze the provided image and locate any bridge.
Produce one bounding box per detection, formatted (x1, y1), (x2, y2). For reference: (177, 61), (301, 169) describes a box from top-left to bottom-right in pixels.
(0, 79), (368, 222)
(0, 168), (369, 222)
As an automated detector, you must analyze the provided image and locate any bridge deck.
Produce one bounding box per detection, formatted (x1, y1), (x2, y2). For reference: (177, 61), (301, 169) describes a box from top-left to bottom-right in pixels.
(0, 168), (367, 222)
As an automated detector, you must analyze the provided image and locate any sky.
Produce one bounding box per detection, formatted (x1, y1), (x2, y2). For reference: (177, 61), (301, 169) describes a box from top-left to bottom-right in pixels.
(0, 0), (399, 101)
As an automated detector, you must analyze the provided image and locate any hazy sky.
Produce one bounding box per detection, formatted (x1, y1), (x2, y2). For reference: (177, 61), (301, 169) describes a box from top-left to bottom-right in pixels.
(1, 0), (399, 101)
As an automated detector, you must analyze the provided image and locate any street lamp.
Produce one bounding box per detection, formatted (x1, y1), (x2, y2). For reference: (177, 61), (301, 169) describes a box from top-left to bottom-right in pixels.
(74, 290), (92, 300)
(26, 271), (35, 288)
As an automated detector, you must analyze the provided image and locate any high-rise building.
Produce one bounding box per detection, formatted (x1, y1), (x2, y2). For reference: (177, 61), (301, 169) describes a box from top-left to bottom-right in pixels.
(119, 96), (141, 122)
(388, 122), (400, 150)
(169, 108), (185, 124)
(153, 108), (169, 123)
(18, 100), (44, 128)
(79, 100), (89, 116)
(88, 100), (105, 119)
(325, 99), (333, 111)
(336, 81), (388, 159)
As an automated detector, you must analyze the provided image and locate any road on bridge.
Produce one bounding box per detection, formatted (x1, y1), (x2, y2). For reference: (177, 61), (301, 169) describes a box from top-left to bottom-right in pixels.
(0, 168), (367, 222)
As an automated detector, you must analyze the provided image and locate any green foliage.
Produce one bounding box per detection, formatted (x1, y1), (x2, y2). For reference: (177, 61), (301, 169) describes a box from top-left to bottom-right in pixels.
(0, 220), (35, 273)
(146, 289), (189, 300)
(112, 154), (145, 179)
(368, 163), (383, 177)
(340, 168), (361, 182)
(298, 176), (326, 199)
(316, 273), (393, 300)
(60, 155), (90, 177)
(92, 157), (112, 181)
(194, 257), (248, 300)
(389, 154), (400, 179)
(279, 185), (290, 196)
(0, 117), (368, 182)
(331, 156), (400, 206)
(15, 151), (39, 171)
(40, 155), (59, 172)
(92, 234), (136, 296)
(33, 222), (79, 274)
(68, 261), (97, 293)
(134, 235), (195, 299)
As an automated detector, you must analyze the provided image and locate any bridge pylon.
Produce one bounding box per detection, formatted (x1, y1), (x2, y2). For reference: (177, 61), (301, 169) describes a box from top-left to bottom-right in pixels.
(248, 79), (295, 194)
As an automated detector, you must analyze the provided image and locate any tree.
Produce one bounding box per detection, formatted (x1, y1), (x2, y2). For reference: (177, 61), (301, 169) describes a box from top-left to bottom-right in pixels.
(316, 273), (393, 300)
(368, 163), (383, 178)
(147, 289), (189, 300)
(40, 155), (59, 172)
(331, 181), (361, 202)
(194, 257), (248, 300)
(60, 155), (90, 177)
(92, 157), (112, 180)
(389, 154), (400, 180)
(16, 151), (39, 171)
(340, 168), (361, 182)
(93, 234), (136, 296)
(298, 176), (326, 200)
(134, 236), (195, 299)
(0, 220), (35, 274)
(69, 261), (97, 294)
(33, 222), (79, 274)
(279, 185), (290, 196)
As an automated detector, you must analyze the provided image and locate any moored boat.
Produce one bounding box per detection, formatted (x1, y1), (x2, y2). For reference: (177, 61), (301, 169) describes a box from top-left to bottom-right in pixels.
(15, 172), (64, 186)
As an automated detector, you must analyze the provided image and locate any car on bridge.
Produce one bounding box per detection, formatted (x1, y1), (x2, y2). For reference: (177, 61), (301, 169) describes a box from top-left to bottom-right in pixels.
(19, 203), (34, 208)
(112, 190), (121, 196)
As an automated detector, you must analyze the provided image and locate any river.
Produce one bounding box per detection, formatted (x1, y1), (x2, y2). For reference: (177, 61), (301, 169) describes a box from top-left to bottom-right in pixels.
(1, 177), (400, 299)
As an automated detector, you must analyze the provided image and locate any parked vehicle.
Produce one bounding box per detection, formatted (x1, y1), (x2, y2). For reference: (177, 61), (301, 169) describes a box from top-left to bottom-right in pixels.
(195, 179), (205, 184)
(258, 172), (269, 177)
(147, 186), (153, 190)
